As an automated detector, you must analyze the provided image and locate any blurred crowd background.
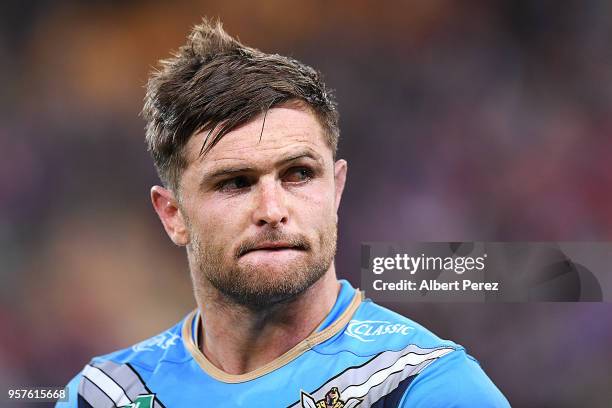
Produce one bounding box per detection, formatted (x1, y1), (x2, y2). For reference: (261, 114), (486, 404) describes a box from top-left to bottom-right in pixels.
(1, 0), (612, 407)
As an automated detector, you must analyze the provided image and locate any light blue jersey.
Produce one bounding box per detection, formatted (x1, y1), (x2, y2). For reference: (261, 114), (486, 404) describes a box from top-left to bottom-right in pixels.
(57, 280), (510, 407)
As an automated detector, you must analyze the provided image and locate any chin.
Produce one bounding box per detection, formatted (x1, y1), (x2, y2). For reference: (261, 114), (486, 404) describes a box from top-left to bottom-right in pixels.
(239, 260), (309, 284)
(231, 260), (326, 303)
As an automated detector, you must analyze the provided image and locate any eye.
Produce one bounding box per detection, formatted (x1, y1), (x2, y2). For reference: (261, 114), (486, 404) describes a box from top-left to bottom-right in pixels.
(217, 175), (252, 192)
(283, 166), (314, 183)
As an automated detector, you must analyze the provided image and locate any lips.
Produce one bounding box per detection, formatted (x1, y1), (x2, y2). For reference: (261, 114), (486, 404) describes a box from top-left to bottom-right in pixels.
(236, 235), (310, 258)
(250, 242), (300, 251)
(240, 241), (306, 257)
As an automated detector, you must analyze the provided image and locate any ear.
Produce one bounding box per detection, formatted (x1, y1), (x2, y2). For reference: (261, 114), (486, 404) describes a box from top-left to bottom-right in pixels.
(150, 185), (190, 246)
(333, 159), (348, 213)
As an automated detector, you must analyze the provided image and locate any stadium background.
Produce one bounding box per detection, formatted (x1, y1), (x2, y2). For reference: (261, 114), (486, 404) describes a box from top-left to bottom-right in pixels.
(1, 1), (612, 406)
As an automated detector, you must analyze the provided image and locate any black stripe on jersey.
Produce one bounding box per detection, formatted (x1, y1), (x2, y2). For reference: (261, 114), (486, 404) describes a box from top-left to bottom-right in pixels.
(370, 374), (417, 408)
(77, 394), (94, 408)
(125, 363), (167, 408)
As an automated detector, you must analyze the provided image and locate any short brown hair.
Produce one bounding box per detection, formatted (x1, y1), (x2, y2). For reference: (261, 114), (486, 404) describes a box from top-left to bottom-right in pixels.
(142, 18), (339, 192)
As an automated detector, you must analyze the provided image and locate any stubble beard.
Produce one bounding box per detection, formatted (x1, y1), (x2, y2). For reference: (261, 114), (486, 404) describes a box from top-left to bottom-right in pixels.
(188, 223), (337, 311)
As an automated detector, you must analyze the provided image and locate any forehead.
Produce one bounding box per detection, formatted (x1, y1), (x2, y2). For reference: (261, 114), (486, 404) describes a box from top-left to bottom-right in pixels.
(183, 105), (331, 168)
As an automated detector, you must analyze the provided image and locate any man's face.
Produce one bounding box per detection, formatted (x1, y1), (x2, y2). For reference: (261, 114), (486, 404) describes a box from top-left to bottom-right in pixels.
(170, 104), (346, 309)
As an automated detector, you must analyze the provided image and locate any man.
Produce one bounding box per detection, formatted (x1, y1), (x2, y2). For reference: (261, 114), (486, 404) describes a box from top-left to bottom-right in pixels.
(58, 19), (510, 407)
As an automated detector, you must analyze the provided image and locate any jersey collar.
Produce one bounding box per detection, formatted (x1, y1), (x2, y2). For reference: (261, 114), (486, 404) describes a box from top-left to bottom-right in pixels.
(181, 279), (363, 383)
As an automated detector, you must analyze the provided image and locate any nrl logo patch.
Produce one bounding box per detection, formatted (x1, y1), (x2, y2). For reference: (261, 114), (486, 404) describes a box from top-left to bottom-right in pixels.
(119, 394), (154, 408)
(301, 387), (361, 408)
(132, 331), (180, 352)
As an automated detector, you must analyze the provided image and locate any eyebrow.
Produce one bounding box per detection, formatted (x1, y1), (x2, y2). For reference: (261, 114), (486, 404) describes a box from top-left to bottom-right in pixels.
(200, 150), (323, 186)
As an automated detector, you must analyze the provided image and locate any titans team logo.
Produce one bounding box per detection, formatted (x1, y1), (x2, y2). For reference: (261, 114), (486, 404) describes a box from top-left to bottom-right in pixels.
(119, 394), (155, 408)
(300, 387), (362, 408)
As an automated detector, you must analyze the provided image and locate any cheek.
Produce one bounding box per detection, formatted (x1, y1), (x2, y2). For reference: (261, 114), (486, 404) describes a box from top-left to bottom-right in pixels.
(293, 184), (337, 227)
(190, 200), (247, 245)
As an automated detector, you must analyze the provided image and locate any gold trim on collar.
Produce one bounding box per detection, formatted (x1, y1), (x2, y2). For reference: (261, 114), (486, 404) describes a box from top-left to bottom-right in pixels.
(181, 289), (363, 383)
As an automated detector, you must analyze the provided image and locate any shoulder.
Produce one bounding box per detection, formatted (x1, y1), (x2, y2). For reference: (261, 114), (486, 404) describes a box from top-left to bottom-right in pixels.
(94, 317), (187, 370)
(317, 297), (509, 407)
(56, 317), (189, 407)
(399, 347), (511, 407)
(318, 296), (461, 356)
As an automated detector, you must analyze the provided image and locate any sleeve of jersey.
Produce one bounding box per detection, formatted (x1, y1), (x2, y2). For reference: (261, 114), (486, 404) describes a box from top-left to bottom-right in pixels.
(398, 349), (511, 408)
(55, 372), (82, 408)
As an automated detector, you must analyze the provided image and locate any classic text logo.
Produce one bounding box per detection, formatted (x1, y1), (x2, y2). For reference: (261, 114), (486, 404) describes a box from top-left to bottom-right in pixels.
(345, 320), (413, 342)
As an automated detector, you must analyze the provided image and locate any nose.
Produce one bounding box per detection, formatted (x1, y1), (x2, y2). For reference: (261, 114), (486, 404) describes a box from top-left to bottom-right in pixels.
(252, 177), (288, 227)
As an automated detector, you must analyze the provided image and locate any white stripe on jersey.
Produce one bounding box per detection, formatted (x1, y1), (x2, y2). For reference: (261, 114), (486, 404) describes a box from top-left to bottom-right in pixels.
(82, 364), (132, 406)
(342, 347), (454, 399)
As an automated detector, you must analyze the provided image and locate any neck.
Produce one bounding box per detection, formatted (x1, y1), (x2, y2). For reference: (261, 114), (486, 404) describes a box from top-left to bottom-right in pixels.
(195, 268), (340, 375)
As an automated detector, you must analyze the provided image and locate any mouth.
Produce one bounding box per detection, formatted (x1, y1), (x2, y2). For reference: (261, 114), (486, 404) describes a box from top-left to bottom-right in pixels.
(241, 241), (306, 256)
